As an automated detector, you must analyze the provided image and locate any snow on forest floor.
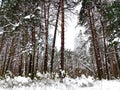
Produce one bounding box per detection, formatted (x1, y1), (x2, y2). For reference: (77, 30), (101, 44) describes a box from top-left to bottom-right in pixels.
(0, 74), (120, 90)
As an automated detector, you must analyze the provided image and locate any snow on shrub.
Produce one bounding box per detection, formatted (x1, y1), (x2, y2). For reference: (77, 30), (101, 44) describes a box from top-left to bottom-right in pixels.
(63, 74), (94, 87)
(13, 76), (32, 86)
(0, 76), (32, 88)
(0, 72), (94, 88)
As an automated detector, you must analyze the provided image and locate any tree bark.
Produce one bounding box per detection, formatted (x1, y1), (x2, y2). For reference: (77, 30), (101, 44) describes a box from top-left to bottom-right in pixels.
(114, 45), (120, 75)
(19, 54), (23, 76)
(31, 23), (36, 79)
(60, 0), (65, 79)
(0, 32), (6, 54)
(2, 43), (9, 75)
(44, 1), (50, 73)
(88, 7), (103, 80)
(50, 1), (61, 73)
(5, 36), (15, 73)
(28, 54), (32, 75)
(100, 16), (110, 80)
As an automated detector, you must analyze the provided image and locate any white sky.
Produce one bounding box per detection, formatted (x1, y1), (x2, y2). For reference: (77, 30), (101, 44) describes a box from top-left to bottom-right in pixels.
(0, 0), (1, 6)
(55, 2), (83, 51)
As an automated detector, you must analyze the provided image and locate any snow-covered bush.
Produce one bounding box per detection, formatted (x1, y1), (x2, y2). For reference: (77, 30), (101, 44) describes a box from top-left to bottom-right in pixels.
(0, 76), (32, 88)
(63, 74), (94, 87)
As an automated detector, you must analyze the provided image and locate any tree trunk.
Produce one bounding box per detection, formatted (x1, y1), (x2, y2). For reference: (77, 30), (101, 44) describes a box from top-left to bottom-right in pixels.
(114, 45), (120, 76)
(44, 1), (50, 73)
(100, 16), (110, 80)
(28, 54), (32, 75)
(2, 43), (9, 75)
(60, 0), (65, 79)
(0, 32), (6, 54)
(113, 46), (120, 78)
(5, 36), (16, 73)
(109, 47), (119, 78)
(31, 23), (36, 79)
(50, 1), (61, 73)
(19, 54), (23, 76)
(19, 33), (26, 76)
(88, 7), (103, 80)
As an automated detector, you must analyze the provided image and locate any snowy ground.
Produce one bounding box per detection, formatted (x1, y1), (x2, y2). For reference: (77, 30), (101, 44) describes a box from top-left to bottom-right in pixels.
(0, 74), (120, 90)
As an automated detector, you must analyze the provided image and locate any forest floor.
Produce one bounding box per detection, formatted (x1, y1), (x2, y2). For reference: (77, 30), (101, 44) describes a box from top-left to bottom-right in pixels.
(0, 73), (120, 90)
